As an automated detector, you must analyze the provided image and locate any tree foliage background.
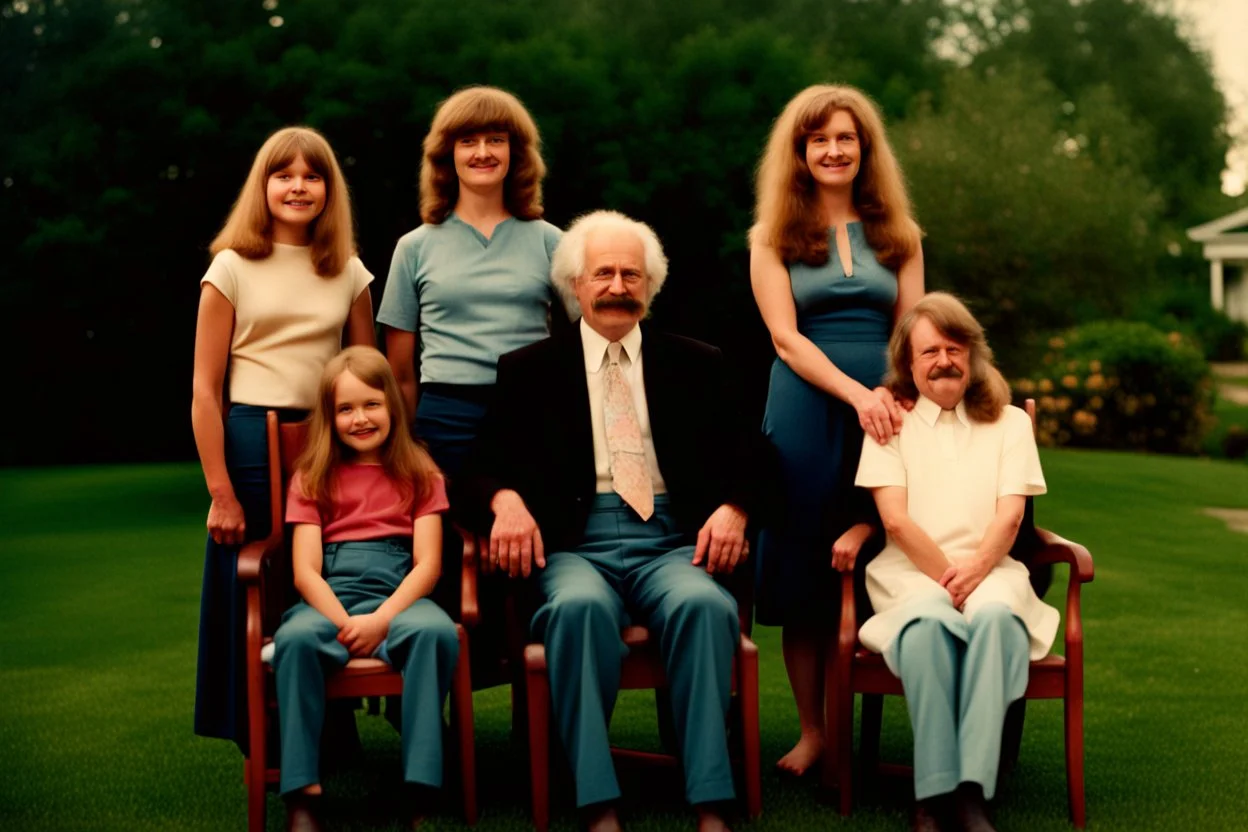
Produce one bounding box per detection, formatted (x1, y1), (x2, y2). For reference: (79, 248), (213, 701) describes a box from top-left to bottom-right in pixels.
(0, 0), (1241, 464)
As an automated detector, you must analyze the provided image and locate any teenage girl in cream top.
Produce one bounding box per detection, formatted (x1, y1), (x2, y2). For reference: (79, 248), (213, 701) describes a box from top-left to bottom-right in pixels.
(191, 126), (374, 749)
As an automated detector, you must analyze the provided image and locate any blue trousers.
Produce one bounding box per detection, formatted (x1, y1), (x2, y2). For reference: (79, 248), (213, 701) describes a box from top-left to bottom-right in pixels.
(532, 494), (739, 807)
(273, 539), (459, 795)
(896, 602), (1030, 800)
(414, 384), (493, 481)
(195, 404), (304, 749)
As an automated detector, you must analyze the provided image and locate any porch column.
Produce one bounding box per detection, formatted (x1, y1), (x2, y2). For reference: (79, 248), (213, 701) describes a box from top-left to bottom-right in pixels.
(1211, 258), (1224, 311)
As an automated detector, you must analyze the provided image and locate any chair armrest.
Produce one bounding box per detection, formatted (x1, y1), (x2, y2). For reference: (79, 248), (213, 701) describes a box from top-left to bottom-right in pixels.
(837, 570), (860, 658)
(237, 535), (283, 583)
(458, 526), (481, 629)
(1031, 528), (1095, 583)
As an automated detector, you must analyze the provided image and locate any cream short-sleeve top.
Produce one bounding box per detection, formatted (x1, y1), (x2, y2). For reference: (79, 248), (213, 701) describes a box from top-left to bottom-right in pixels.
(202, 244), (373, 409)
(855, 398), (1057, 671)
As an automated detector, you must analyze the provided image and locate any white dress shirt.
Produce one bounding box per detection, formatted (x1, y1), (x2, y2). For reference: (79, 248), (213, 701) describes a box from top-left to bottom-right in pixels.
(580, 319), (668, 495)
(855, 396), (1056, 669)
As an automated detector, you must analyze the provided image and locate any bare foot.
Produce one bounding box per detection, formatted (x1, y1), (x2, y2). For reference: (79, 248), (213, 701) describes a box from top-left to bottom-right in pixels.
(585, 804), (622, 832)
(695, 805), (731, 832)
(300, 784), (323, 796)
(775, 731), (824, 776)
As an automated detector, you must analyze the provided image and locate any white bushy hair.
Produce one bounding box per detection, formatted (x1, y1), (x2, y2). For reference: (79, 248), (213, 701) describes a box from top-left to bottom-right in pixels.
(550, 209), (669, 315)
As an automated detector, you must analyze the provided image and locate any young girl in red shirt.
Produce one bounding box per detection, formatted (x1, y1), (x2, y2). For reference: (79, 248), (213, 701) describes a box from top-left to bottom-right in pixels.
(274, 345), (457, 828)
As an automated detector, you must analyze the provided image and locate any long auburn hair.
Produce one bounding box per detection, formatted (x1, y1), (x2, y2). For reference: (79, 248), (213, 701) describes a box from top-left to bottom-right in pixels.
(885, 292), (1011, 423)
(420, 86), (547, 225)
(751, 84), (921, 270)
(296, 346), (441, 511)
(210, 126), (356, 277)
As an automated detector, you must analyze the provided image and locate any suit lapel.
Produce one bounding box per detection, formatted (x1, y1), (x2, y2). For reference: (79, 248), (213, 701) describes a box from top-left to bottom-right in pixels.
(640, 326), (678, 469)
(556, 326), (596, 490)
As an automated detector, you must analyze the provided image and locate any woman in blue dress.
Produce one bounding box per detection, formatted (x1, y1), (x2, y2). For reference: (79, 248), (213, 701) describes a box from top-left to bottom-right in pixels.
(750, 85), (925, 775)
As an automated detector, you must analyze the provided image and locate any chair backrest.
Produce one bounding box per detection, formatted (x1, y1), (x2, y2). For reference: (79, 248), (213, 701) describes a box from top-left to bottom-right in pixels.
(279, 421), (310, 486)
(258, 416), (312, 636)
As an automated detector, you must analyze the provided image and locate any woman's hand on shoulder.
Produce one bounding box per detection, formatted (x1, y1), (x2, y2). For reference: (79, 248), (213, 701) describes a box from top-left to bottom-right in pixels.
(855, 386), (905, 444)
(206, 492), (246, 545)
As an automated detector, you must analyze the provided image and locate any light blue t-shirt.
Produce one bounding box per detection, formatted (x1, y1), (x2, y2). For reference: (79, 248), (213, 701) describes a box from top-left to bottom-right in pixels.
(377, 214), (563, 385)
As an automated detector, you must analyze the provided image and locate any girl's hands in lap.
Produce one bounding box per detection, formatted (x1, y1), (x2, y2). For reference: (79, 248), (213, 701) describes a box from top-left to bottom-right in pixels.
(339, 612), (389, 658)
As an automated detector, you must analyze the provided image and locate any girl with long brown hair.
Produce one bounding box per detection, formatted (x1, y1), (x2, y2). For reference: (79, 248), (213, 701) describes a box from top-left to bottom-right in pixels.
(378, 85), (564, 479)
(273, 346), (457, 828)
(750, 85), (925, 775)
(192, 126), (375, 751)
(377, 87), (566, 670)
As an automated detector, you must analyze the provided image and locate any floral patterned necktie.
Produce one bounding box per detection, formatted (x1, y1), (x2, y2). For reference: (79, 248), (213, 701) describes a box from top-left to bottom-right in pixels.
(604, 342), (654, 521)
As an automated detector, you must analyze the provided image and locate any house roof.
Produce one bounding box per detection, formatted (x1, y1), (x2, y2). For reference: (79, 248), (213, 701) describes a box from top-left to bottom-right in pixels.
(1188, 207), (1248, 241)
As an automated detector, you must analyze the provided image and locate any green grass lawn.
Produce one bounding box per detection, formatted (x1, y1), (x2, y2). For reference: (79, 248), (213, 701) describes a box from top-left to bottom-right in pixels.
(2, 450), (1247, 831)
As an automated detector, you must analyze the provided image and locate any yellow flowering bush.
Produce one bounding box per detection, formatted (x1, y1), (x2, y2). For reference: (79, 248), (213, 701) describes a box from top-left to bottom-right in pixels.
(1014, 321), (1213, 453)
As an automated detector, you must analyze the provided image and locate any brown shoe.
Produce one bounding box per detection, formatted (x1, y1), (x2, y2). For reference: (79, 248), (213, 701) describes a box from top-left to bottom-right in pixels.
(284, 793), (325, 832)
(955, 784), (997, 832)
(912, 798), (945, 832)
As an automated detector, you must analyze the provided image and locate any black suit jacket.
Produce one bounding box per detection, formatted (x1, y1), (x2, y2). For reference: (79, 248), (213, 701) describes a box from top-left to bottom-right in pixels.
(459, 323), (773, 553)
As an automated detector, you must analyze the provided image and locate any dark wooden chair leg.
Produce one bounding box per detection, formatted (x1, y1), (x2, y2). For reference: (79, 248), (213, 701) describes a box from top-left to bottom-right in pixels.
(738, 640), (763, 818)
(860, 693), (883, 784)
(999, 699), (1026, 785)
(824, 633), (854, 814)
(452, 625), (478, 825)
(1067, 680), (1086, 828)
(525, 646), (552, 832)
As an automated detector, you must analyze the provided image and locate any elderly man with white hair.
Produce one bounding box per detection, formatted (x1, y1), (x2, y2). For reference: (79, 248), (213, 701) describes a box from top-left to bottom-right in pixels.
(462, 210), (766, 832)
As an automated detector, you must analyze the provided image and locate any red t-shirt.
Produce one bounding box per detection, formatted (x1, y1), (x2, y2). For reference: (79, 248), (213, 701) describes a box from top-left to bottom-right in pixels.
(286, 464), (449, 543)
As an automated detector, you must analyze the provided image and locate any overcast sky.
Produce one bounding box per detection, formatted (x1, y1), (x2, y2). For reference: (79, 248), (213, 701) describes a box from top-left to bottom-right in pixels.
(1174, 0), (1248, 196)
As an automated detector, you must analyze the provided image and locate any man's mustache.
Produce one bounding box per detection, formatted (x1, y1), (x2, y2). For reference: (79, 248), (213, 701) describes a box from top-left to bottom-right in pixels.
(593, 296), (643, 312)
(928, 366), (964, 380)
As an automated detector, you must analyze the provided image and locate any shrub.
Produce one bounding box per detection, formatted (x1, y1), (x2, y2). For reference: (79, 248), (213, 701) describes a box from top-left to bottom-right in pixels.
(1014, 321), (1214, 454)
(1135, 284), (1248, 361)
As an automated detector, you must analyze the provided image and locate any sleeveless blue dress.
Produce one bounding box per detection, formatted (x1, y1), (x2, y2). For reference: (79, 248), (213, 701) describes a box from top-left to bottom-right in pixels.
(755, 223), (898, 626)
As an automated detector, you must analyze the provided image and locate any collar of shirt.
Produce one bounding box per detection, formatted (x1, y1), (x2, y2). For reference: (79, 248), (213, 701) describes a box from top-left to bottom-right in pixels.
(580, 318), (643, 373)
(914, 394), (971, 428)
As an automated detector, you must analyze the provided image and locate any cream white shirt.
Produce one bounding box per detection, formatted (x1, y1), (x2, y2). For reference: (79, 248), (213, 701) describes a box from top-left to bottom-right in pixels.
(580, 319), (667, 495)
(202, 244), (373, 409)
(854, 396), (1057, 671)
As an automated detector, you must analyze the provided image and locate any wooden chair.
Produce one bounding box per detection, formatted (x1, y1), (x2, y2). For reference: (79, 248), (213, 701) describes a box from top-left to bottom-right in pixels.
(824, 398), (1095, 827)
(522, 570), (763, 831)
(237, 412), (479, 832)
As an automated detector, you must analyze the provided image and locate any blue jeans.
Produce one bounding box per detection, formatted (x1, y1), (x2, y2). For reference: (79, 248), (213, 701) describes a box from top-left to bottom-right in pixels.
(273, 539), (459, 794)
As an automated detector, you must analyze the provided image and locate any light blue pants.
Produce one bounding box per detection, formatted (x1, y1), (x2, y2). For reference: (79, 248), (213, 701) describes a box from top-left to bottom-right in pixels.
(532, 494), (740, 807)
(896, 602), (1029, 800)
(273, 539), (459, 795)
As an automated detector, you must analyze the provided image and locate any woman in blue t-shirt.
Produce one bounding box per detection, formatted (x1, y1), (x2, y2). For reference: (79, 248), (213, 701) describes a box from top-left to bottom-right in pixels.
(378, 85), (563, 479)
(378, 87), (563, 663)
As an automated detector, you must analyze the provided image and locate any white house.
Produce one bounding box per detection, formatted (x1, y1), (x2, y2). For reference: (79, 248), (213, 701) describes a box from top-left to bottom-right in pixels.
(1187, 207), (1248, 324)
